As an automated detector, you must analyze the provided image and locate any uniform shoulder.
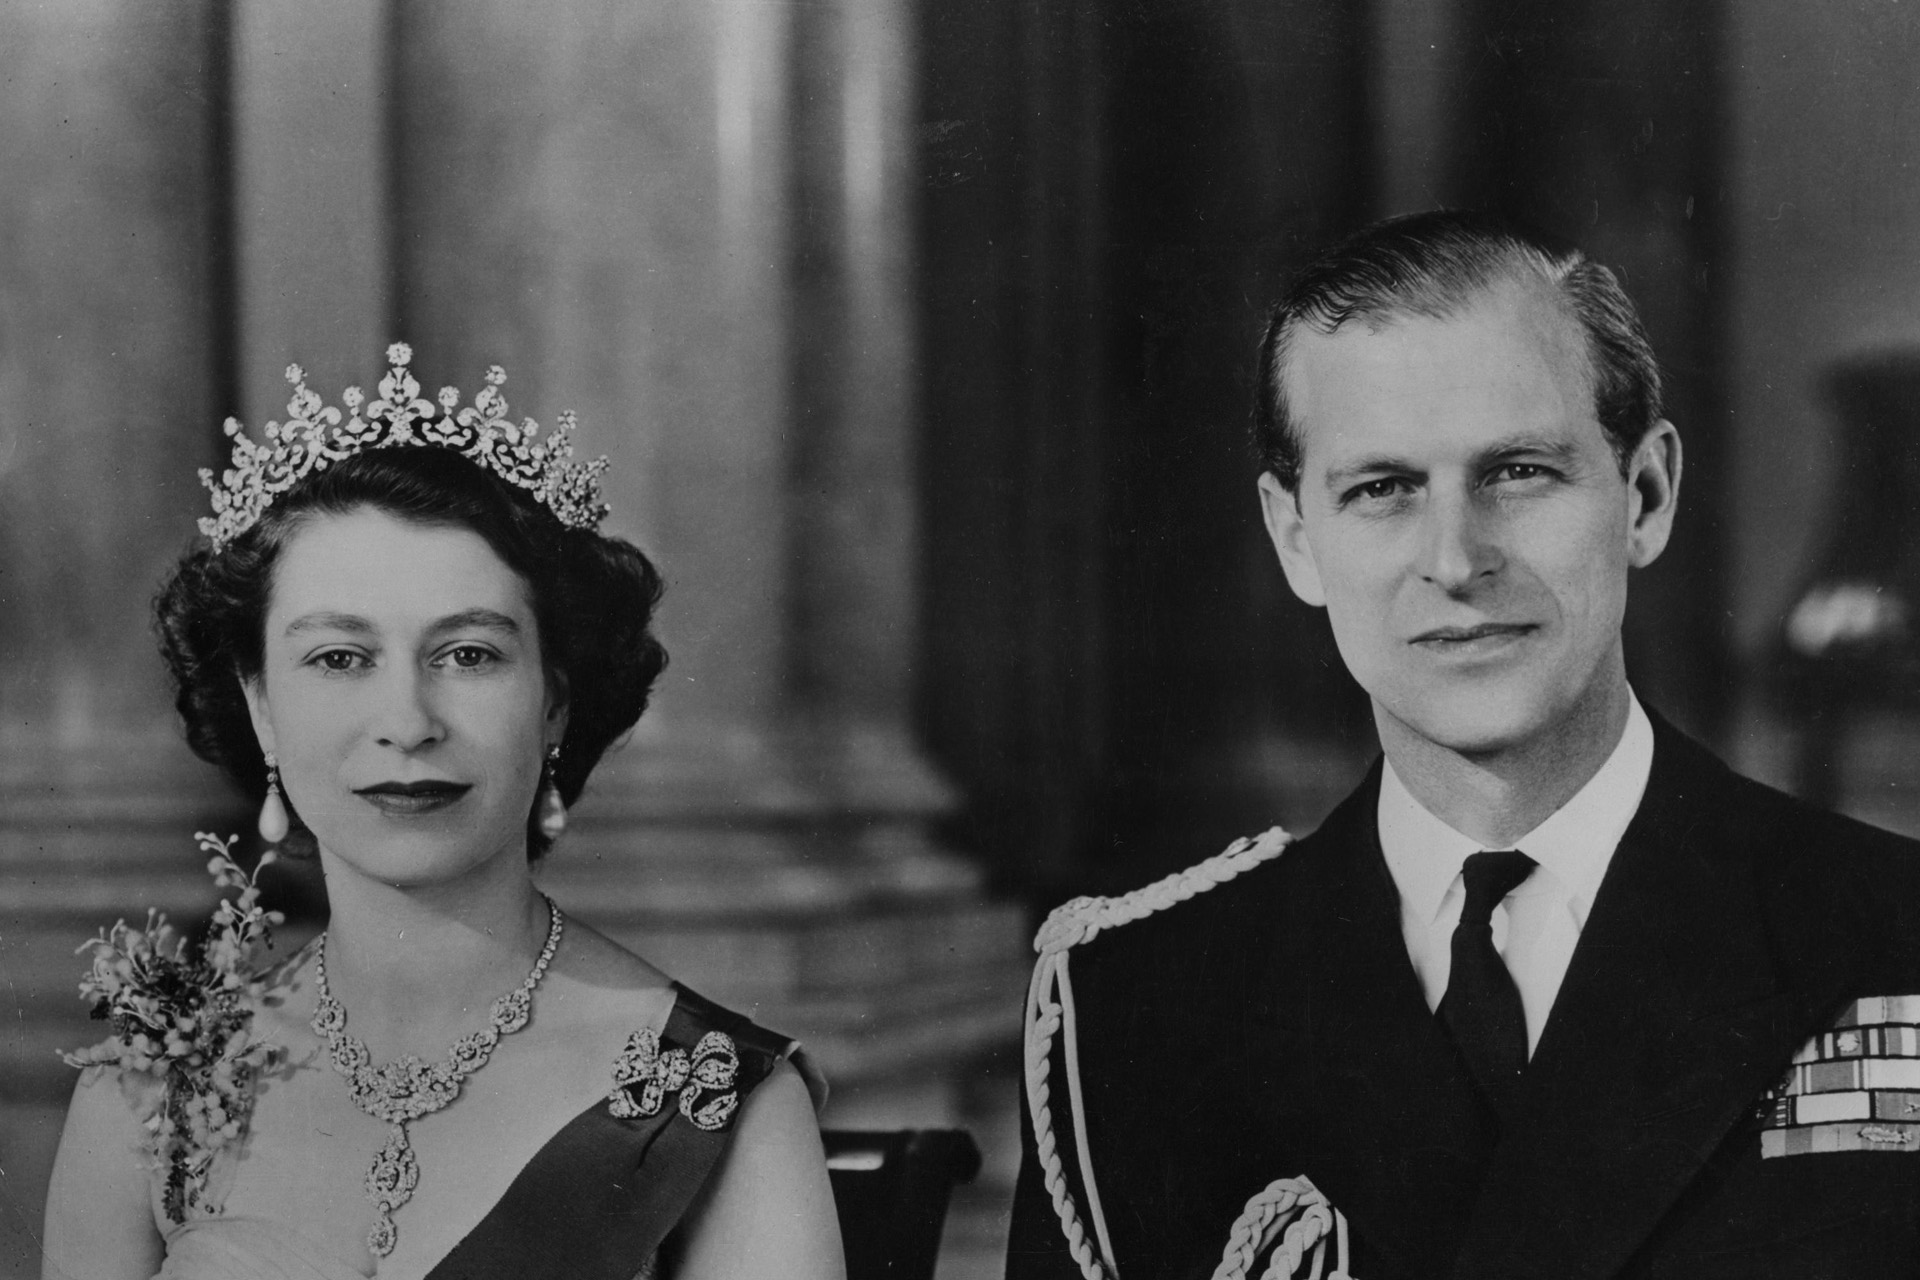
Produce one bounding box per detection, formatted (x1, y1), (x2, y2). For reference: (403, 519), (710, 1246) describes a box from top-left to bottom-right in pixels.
(1651, 717), (1920, 879)
(1649, 737), (1920, 981)
(1714, 757), (1920, 867)
(1032, 826), (1298, 963)
(1714, 763), (1920, 958)
(1644, 705), (1892, 825)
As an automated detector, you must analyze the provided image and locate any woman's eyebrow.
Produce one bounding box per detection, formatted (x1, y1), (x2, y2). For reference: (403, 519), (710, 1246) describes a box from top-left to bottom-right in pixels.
(282, 609), (523, 638)
(283, 611), (374, 637)
(429, 608), (523, 636)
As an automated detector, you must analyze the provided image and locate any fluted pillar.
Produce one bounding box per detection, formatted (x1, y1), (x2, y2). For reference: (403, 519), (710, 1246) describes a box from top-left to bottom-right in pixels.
(0, 4), (234, 1272)
(391, 0), (1022, 1099)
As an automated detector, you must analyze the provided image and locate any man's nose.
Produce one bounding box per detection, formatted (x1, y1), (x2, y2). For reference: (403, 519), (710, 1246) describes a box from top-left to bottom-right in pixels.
(1415, 489), (1502, 591)
(371, 665), (447, 751)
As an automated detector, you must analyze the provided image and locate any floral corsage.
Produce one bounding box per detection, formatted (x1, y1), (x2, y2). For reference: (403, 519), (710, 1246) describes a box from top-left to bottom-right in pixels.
(64, 833), (288, 1223)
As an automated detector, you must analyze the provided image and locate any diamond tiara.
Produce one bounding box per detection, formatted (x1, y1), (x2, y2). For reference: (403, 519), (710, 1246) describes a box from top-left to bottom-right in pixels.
(197, 343), (610, 551)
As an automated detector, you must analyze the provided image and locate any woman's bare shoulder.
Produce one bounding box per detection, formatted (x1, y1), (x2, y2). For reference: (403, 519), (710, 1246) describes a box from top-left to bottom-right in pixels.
(543, 913), (677, 1035)
(43, 1067), (167, 1280)
(61, 1061), (164, 1140)
(673, 1058), (843, 1279)
(554, 912), (673, 987)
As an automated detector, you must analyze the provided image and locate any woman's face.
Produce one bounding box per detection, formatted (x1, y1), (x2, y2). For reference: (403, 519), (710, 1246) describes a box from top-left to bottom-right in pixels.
(241, 507), (565, 889)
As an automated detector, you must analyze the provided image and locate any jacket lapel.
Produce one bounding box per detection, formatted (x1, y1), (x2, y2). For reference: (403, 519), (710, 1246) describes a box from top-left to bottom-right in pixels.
(1251, 766), (1501, 1275)
(1446, 723), (1847, 1279)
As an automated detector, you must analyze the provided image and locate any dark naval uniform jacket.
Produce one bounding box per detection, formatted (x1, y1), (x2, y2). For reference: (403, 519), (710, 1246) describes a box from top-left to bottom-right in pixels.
(1009, 716), (1920, 1279)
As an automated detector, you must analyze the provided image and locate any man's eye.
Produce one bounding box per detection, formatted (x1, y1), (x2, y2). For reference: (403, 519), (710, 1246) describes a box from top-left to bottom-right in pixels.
(1491, 463), (1549, 483)
(1352, 478), (1408, 501)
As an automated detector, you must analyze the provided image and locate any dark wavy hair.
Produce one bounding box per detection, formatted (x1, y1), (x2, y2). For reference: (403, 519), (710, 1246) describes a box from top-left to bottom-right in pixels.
(155, 446), (668, 859)
(1253, 209), (1663, 491)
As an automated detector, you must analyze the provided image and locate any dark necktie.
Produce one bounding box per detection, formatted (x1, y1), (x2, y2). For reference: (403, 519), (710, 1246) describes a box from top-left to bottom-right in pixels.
(1437, 849), (1537, 1116)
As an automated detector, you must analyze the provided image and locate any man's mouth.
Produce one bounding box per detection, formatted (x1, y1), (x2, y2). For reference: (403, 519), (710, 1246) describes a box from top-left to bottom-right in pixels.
(1410, 622), (1538, 646)
(352, 780), (472, 815)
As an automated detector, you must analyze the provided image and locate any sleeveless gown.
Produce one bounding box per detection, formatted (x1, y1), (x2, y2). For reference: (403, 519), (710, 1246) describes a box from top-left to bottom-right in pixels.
(144, 985), (822, 1280)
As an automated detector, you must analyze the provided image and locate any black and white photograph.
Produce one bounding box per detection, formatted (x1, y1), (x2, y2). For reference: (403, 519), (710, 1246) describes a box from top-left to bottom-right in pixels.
(3, 2), (1919, 1277)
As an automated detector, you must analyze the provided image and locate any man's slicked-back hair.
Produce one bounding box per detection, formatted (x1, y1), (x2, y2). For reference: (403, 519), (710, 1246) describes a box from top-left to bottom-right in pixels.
(1252, 209), (1663, 491)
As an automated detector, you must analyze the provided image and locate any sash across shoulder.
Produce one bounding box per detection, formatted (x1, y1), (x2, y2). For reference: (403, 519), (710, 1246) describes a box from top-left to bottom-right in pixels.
(426, 984), (798, 1280)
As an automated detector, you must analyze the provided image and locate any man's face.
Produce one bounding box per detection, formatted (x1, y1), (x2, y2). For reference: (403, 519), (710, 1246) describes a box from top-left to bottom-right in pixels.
(1259, 279), (1678, 760)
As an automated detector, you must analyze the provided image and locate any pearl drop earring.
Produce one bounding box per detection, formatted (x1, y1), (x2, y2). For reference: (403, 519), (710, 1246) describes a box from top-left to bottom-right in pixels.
(259, 751), (290, 844)
(537, 743), (567, 841)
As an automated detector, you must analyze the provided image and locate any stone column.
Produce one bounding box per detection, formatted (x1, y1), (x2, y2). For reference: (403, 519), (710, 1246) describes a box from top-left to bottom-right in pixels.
(1368, 0), (1470, 215)
(0, 4), (234, 1272)
(391, 0), (1023, 1109)
(229, 0), (391, 411)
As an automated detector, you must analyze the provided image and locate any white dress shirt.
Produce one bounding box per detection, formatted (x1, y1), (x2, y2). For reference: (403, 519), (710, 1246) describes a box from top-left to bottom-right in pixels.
(1377, 694), (1654, 1055)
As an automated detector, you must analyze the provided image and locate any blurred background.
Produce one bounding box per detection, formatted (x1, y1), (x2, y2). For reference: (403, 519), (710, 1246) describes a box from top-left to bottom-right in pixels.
(4, 1), (1920, 1275)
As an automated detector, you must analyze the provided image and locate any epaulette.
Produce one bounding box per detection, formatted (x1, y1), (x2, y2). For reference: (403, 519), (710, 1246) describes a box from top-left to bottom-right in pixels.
(1022, 826), (1355, 1279)
(1034, 826), (1293, 957)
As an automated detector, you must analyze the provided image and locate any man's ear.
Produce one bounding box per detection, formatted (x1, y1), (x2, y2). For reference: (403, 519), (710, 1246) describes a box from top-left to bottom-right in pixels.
(1257, 472), (1327, 607)
(1625, 419), (1683, 569)
(239, 673), (275, 758)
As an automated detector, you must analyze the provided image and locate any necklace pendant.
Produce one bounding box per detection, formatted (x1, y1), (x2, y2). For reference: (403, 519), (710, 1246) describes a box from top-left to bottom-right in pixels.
(311, 897), (565, 1264)
(364, 1123), (419, 1258)
(368, 1209), (399, 1260)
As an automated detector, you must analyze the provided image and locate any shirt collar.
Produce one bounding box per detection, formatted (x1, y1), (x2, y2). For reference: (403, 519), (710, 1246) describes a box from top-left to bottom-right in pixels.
(1378, 753), (1481, 928)
(1377, 693), (1656, 925)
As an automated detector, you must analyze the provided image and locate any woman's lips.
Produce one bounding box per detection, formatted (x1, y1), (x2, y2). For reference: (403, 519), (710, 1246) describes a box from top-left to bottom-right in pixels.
(352, 782), (472, 816)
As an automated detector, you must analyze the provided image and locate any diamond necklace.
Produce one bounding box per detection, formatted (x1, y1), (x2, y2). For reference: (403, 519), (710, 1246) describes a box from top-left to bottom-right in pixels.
(310, 896), (564, 1259)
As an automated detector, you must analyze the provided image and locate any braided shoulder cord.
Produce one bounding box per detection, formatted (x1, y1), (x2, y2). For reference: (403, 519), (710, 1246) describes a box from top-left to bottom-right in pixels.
(1208, 1177), (1351, 1280)
(1022, 827), (1297, 1280)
